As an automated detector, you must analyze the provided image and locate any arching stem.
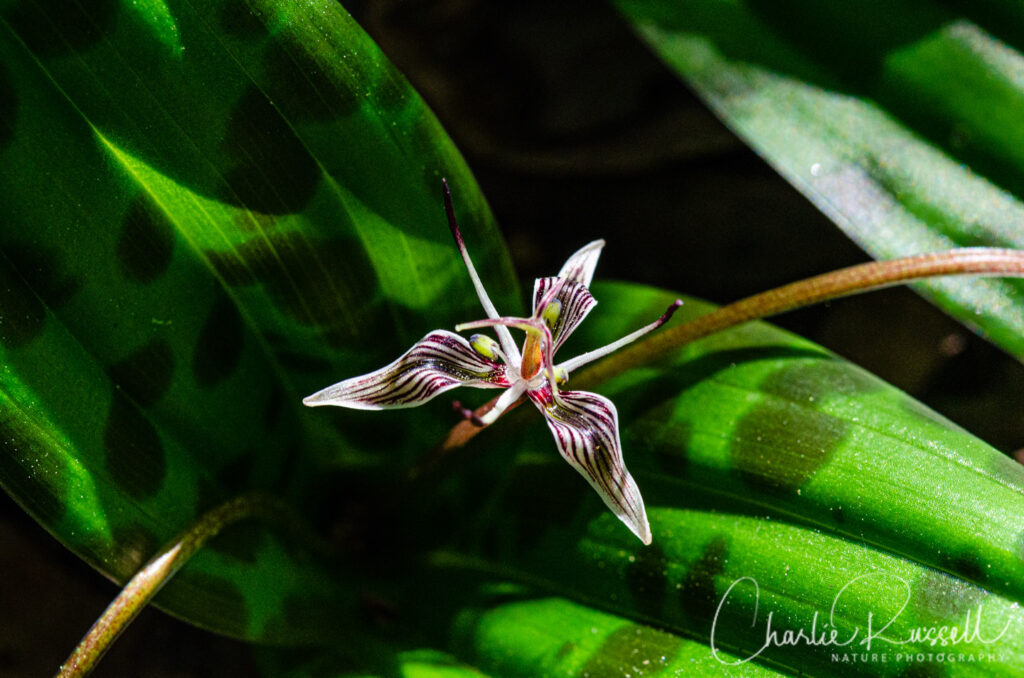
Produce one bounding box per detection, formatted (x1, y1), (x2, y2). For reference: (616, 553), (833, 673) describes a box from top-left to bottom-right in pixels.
(574, 248), (1024, 389)
(55, 493), (309, 678)
(439, 248), (1024, 451)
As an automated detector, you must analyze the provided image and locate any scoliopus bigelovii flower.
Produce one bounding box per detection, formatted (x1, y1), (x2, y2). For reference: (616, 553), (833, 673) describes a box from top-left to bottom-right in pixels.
(304, 183), (681, 544)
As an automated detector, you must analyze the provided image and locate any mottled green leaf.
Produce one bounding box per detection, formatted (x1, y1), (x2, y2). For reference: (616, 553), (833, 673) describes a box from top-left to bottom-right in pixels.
(0, 0), (516, 641)
(452, 596), (784, 677)
(434, 281), (1024, 675)
(256, 647), (494, 678)
(5, 3), (1024, 677)
(614, 0), (1024, 361)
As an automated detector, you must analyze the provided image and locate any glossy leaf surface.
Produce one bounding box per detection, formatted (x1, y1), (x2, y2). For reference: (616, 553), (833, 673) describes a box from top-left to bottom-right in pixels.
(3, 1), (1024, 675)
(431, 281), (1024, 674)
(452, 595), (785, 677)
(614, 0), (1024, 361)
(255, 648), (494, 678)
(0, 0), (516, 641)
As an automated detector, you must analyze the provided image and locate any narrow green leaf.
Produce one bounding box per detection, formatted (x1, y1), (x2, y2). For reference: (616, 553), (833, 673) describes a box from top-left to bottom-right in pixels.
(614, 0), (1024, 361)
(0, 0), (516, 640)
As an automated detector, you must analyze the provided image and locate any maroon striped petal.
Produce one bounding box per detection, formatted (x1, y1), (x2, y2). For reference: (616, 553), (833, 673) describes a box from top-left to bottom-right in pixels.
(303, 331), (510, 410)
(557, 239), (605, 287)
(532, 277), (597, 352)
(528, 387), (651, 544)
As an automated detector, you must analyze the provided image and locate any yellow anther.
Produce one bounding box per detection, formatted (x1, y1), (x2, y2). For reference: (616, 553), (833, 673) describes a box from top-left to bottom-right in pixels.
(554, 366), (569, 386)
(469, 334), (501, 360)
(542, 299), (561, 330)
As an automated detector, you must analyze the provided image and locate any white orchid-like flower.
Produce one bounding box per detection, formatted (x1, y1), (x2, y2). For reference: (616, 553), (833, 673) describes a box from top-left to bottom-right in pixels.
(304, 183), (681, 544)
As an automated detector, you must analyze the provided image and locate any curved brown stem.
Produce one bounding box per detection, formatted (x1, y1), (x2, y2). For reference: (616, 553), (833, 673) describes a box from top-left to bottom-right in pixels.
(439, 248), (1024, 451)
(55, 494), (306, 678)
(575, 248), (1024, 389)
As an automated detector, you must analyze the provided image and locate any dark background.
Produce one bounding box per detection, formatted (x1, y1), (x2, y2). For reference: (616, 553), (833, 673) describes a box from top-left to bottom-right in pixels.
(5, 2), (1022, 675)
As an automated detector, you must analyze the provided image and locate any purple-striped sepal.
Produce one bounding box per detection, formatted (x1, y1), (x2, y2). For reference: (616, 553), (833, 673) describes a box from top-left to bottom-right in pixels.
(530, 240), (603, 351)
(528, 386), (652, 544)
(532, 278), (597, 352)
(303, 330), (510, 410)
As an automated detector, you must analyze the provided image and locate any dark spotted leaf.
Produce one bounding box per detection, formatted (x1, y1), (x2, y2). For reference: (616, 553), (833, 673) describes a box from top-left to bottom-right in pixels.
(4, 1), (1024, 675)
(450, 595), (785, 676)
(614, 0), (1024, 361)
(0, 0), (516, 641)
(254, 647), (495, 678)
(436, 281), (1024, 674)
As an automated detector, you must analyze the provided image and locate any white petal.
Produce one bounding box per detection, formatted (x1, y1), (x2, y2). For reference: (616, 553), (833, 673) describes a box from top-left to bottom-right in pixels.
(557, 239), (605, 287)
(529, 387), (651, 544)
(304, 331), (509, 410)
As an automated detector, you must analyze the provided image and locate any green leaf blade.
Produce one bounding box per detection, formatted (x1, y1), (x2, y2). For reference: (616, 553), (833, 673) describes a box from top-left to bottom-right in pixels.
(447, 281), (1024, 674)
(614, 0), (1024, 361)
(452, 596), (785, 677)
(0, 0), (516, 641)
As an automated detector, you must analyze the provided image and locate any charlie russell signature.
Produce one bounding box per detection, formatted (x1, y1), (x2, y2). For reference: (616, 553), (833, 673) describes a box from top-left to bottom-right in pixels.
(710, 573), (1016, 665)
